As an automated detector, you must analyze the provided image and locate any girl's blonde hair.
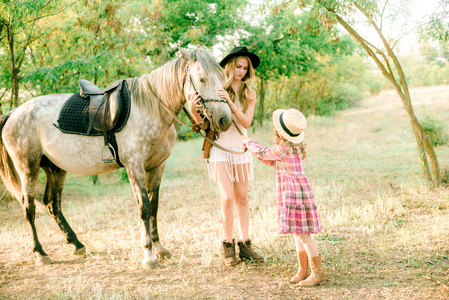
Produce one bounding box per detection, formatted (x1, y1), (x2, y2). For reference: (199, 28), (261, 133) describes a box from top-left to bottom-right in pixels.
(273, 128), (307, 159)
(223, 56), (256, 112)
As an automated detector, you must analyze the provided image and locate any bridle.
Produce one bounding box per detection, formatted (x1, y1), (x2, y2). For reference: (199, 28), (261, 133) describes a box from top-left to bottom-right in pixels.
(151, 63), (246, 155)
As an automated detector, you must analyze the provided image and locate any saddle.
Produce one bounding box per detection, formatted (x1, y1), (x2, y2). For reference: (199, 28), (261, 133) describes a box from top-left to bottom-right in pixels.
(78, 79), (127, 166)
(78, 79), (123, 134)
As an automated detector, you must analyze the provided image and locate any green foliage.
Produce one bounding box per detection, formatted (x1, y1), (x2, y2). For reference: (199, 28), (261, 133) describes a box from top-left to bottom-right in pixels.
(316, 83), (364, 116)
(239, 7), (358, 81)
(120, 168), (129, 183)
(1, 0), (248, 102)
(23, 0), (144, 94)
(400, 43), (449, 87)
(420, 0), (449, 44)
(421, 116), (448, 147)
(1, 0), (376, 121)
(262, 54), (371, 117)
(0, 0), (62, 108)
(89, 175), (99, 185)
(232, 4), (361, 122)
(176, 126), (201, 141)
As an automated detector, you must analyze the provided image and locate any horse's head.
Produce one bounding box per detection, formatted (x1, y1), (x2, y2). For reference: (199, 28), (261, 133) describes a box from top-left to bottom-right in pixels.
(179, 47), (232, 132)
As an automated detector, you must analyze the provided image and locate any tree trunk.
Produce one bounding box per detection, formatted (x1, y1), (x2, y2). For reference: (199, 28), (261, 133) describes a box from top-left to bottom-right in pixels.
(7, 26), (20, 108)
(258, 77), (265, 127)
(323, 5), (441, 185)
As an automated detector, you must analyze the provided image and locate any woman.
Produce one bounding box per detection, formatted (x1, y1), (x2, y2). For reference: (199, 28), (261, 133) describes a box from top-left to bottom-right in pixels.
(187, 46), (265, 266)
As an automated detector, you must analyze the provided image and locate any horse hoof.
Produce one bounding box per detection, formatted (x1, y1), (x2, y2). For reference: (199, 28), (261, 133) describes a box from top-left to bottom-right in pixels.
(36, 255), (53, 266)
(153, 242), (172, 260)
(156, 250), (172, 260)
(73, 247), (86, 255)
(142, 260), (160, 270)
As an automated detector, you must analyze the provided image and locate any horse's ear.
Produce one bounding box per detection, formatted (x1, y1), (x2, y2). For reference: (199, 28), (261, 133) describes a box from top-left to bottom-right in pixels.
(178, 46), (191, 61)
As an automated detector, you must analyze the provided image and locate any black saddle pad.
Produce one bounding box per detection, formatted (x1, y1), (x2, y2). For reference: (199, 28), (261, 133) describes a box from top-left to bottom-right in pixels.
(55, 81), (131, 136)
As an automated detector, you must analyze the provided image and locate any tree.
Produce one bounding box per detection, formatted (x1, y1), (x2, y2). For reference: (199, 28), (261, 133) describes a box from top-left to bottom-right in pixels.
(22, 0), (247, 96)
(421, 0), (449, 44)
(234, 4), (357, 125)
(289, 0), (441, 185)
(0, 0), (61, 109)
(144, 0), (247, 63)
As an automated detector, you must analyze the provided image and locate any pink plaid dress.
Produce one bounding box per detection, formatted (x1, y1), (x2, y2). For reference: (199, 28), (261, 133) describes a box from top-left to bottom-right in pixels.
(246, 140), (322, 234)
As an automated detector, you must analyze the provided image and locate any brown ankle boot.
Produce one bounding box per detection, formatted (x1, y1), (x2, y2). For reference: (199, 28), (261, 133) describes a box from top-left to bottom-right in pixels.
(298, 255), (326, 287)
(290, 251), (309, 283)
(237, 239), (265, 262)
(222, 240), (237, 266)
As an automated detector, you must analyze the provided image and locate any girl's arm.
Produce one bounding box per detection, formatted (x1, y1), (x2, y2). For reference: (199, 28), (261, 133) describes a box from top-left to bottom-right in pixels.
(217, 88), (256, 129)
(240, 137), (285, 166)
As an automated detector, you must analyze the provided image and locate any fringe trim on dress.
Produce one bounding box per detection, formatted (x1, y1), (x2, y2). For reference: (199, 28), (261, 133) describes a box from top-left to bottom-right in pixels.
(207, 146), (254, 182)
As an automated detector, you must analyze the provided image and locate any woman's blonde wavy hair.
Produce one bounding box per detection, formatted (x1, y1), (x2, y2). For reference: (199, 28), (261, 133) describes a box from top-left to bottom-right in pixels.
(222, 56), (256, 112)
(273, 128), (307, 159)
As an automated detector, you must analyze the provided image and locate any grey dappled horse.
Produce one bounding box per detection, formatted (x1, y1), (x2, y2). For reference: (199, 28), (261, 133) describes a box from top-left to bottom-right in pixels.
(0, 47), (232, 268)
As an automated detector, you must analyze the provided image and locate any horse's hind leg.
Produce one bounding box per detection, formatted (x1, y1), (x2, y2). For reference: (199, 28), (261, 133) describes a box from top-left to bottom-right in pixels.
(15, 162), (52, 265)
(146, 163), (171, 260)
(41, 157), (85, 255)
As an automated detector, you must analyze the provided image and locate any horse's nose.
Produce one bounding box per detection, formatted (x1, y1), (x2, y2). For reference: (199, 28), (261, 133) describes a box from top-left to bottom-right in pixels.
(218, 116), (232, 131)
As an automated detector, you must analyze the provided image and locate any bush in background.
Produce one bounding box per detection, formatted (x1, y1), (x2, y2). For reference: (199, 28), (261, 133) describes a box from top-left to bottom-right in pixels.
(421, 116), (448, 147)
(177, 126), (201, 141)
(120, 168), (129, 183)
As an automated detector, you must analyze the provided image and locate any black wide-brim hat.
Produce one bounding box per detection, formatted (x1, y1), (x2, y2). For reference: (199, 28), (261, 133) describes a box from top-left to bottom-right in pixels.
(219, 46), (260, 69)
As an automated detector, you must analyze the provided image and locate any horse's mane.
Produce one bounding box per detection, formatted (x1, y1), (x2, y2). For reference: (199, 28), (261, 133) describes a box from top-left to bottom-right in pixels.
(127, 48), (223, 118)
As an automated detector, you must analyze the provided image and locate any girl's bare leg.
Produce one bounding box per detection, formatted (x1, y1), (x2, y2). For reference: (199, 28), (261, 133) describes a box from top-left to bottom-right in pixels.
(296, 233), (319, 257)
(294, 234), (306, 252)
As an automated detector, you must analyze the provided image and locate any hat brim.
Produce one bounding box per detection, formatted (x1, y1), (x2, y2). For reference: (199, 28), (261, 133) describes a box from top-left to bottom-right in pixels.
(220, 52), (260, 69)
(272, 109), (305, 144)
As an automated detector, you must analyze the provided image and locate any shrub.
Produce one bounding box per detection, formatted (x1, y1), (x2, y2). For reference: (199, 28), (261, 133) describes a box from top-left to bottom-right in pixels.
(89, 175), (99, 185)
(120, 168), (129, 183)
(177, 126), (201, 141)
(421, 116), (448, 147)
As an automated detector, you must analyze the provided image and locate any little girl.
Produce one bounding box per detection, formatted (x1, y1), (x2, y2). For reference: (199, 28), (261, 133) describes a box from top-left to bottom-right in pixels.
(240, 108), (325, 287)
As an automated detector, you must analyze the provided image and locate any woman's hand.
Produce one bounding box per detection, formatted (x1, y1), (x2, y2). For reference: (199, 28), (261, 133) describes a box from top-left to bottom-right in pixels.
(217, 88), (231, 103)
(240, 135), (251, 146)
(186, 92), (204, 125)
(217, 88), (238, 114)
(187, 92), (201, 113)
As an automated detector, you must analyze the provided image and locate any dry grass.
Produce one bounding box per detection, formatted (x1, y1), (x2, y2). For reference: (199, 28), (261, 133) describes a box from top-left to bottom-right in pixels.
(1, 85), (449, 299)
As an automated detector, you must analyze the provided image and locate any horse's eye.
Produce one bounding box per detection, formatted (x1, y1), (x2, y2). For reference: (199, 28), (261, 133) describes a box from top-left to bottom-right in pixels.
(199, 78), (205, 83)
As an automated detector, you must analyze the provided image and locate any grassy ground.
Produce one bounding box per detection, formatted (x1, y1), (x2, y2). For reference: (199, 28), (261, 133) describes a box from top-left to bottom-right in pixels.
(0, 86), (448, 299)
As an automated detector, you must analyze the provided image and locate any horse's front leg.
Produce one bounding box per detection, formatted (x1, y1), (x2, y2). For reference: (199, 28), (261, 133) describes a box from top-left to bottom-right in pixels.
(146, 163), (171, 260)
(126, 166), (159, 269)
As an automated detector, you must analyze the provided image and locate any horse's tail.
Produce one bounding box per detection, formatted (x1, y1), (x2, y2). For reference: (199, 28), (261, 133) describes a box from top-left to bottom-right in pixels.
(0, 113), (22, 201)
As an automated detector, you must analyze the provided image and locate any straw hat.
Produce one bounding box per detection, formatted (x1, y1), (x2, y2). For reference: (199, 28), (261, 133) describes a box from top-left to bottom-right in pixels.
(272, 109), (307, 144)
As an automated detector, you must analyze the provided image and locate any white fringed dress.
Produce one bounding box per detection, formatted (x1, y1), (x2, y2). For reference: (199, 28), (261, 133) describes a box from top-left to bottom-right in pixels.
(207, 96), (253, 182)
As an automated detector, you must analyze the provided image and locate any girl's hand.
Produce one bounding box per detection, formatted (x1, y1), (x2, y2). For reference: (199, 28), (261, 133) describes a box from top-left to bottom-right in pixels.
(187, 92), (201, 112)
(240, 135), (251, 146)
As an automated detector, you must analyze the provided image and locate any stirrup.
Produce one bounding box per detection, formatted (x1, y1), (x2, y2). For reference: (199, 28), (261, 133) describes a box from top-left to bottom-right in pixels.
(100, 143), (116, 163)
